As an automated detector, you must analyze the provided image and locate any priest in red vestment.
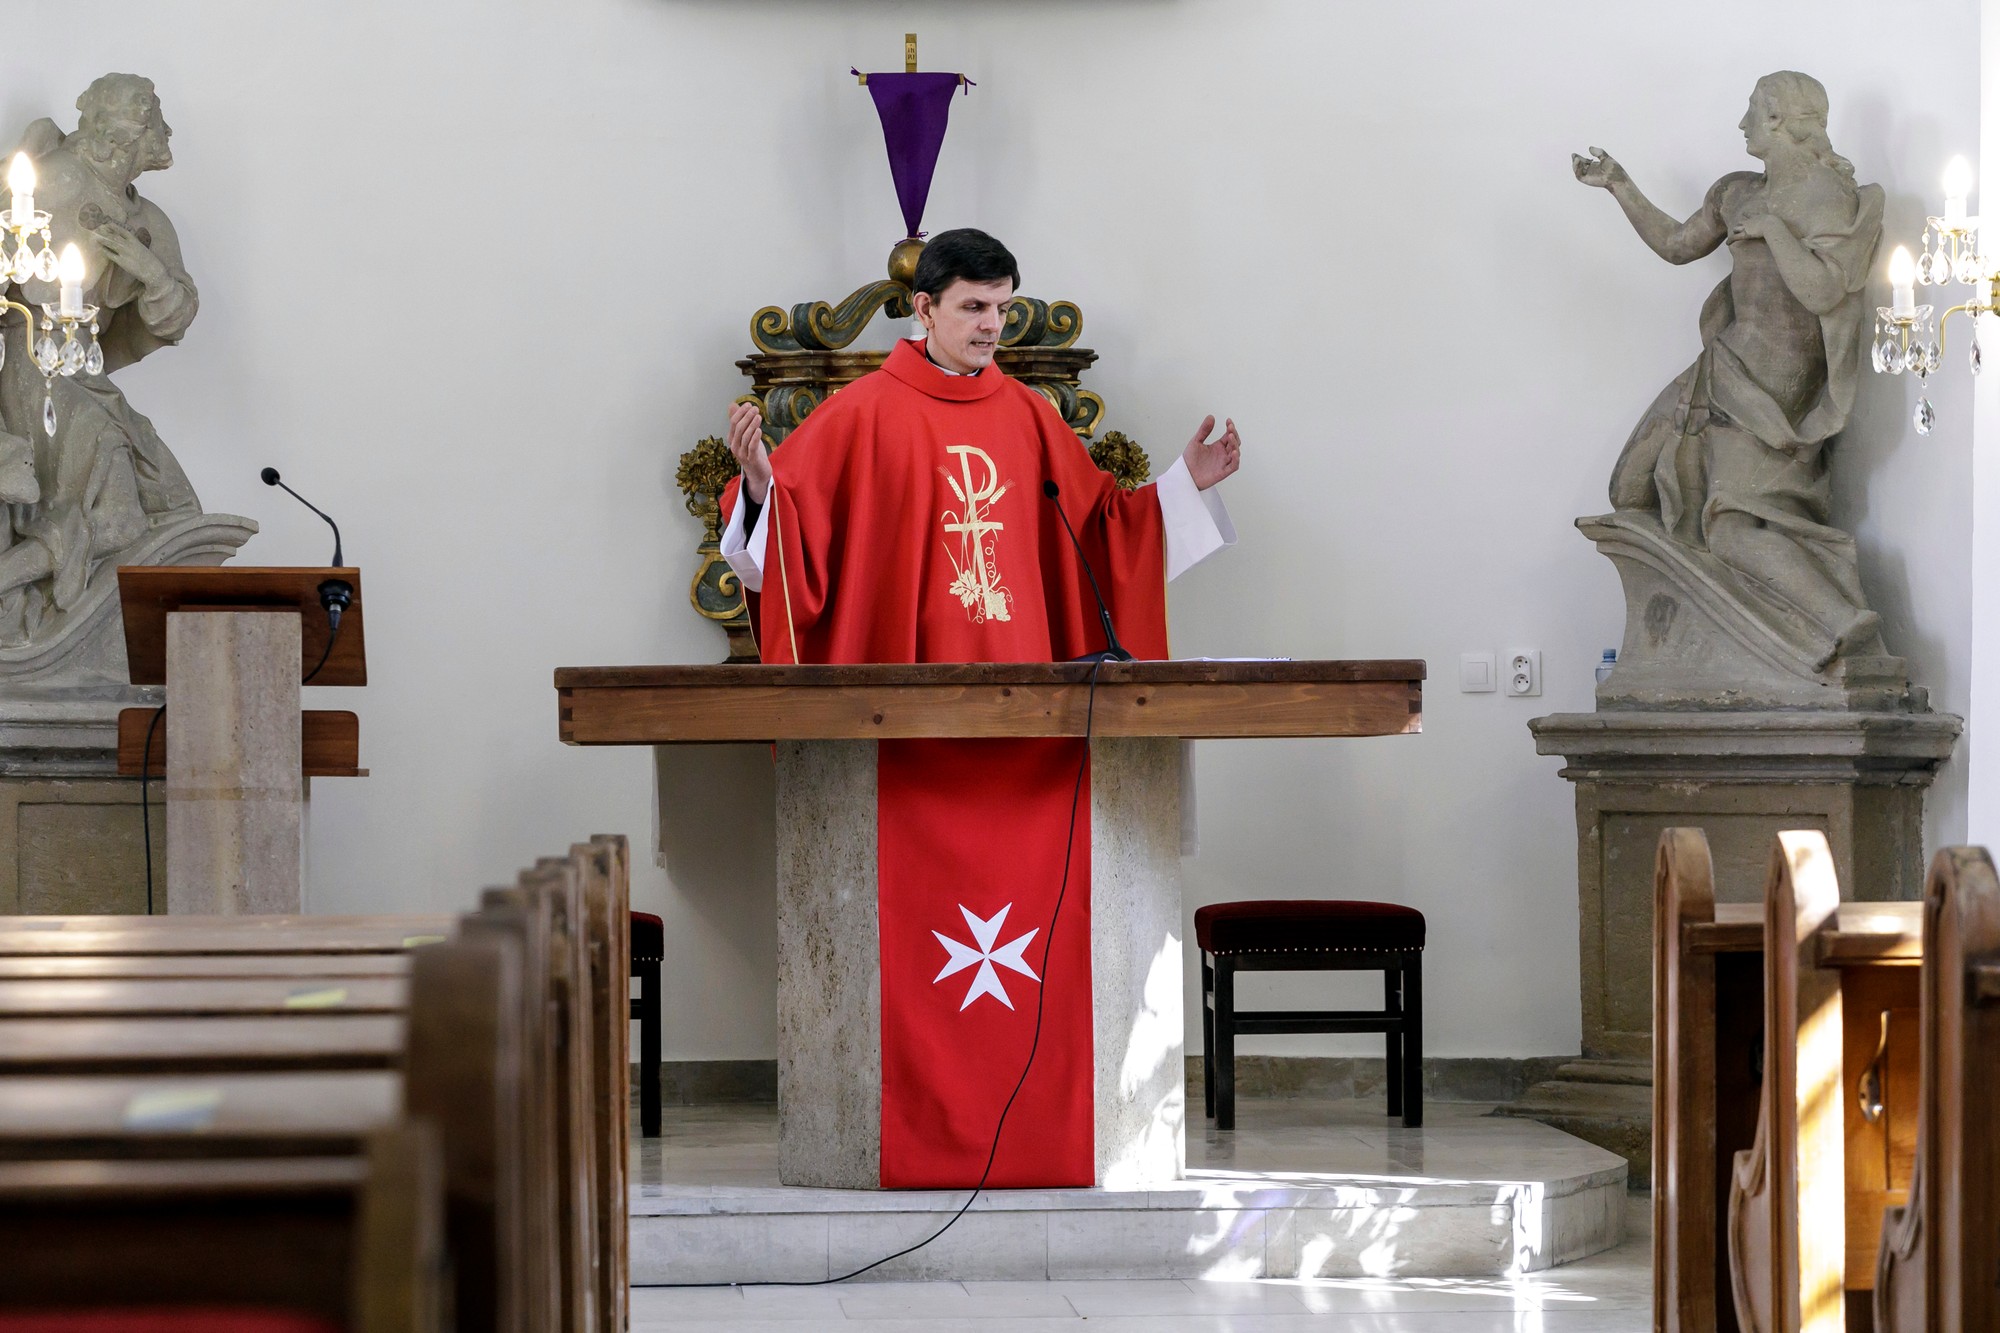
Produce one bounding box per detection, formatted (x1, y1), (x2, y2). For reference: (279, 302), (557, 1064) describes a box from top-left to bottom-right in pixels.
(718, 229), (1240, 1188)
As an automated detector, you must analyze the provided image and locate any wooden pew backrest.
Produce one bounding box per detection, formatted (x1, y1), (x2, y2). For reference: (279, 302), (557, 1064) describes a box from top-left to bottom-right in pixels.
(1876, 846), (2000, 1332)
(1655, 826), (1720, 1333)
(1729, 830), (1845, 1333)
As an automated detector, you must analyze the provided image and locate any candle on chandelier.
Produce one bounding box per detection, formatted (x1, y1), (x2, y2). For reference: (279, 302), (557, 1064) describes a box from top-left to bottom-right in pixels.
(57, 243), (84, 317)
(1945, 156), (1974, 228)
(7, 153), (34, 225)
(1890, 246), (1917, 318)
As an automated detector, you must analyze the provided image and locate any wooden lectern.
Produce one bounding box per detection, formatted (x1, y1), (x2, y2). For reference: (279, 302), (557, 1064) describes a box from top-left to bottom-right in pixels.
(556, 659), (1424, 1188)
(117, 567), (368, 915)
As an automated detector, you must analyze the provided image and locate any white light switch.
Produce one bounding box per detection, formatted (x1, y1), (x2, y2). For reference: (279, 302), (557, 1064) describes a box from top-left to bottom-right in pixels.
(1460, 652), (1496, 693)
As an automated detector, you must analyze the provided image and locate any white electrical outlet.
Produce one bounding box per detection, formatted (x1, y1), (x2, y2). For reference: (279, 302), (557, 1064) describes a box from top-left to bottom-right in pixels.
(1507, 650), (1541, 697)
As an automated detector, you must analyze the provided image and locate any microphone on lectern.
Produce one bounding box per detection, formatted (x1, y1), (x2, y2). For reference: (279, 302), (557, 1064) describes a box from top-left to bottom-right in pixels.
(1042, 479), (1133, 663)
(261, 467), (343, 567)
(260, 467), (354, 636)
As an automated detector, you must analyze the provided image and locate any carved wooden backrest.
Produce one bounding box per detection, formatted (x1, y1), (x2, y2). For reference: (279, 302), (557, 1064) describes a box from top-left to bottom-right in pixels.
(1875, 846), (2000, 1332)
(1729, 830), (1845, 1333)
(1655, 826), (1720, 1333)
(577, 835), (630, 1333)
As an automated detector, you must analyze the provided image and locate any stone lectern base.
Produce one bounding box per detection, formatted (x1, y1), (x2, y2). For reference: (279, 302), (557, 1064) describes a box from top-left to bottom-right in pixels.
(776, 736), (1186, 1191)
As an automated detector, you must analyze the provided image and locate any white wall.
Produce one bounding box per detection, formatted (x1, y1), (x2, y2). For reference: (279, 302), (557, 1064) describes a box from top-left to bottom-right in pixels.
(6, 0), (1976, 1061)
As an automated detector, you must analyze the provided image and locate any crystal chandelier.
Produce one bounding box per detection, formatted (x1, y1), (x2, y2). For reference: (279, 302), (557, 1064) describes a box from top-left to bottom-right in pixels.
(0, 152), (104, 436)
(1872, 156), (1991, 435)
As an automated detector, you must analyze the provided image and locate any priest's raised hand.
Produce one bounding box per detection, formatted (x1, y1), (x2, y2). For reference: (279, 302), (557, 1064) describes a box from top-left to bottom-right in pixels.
(1183, 415), (1242, 491)
(726, 400), (772, 504)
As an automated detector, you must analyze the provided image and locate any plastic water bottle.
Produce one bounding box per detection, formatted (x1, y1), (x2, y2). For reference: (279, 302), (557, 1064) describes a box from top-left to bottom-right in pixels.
(1595, 648), (1617, 685)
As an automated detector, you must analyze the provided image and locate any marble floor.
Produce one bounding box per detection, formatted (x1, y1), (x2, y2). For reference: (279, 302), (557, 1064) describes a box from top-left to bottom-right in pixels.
(628, 1193), (1652, 1330)
(630, 1098), (1631, 1290)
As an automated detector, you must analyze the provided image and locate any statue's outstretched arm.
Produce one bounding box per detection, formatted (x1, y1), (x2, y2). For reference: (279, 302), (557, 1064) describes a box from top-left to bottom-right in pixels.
(1573, 150), (1727, 265)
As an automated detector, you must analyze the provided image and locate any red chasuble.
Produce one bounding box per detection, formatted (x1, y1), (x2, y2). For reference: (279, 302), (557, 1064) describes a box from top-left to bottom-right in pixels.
(724, 339), (1169, 1188)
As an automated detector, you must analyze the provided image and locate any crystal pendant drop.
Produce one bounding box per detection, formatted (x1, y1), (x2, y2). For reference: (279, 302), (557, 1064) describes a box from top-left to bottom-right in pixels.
(41, 395), (56, 437)
(1916, 397), (1936, 435)
(59, 340), (82, 374)
(1884, 341), (1907, 374)
(33, 246), (56, 283)
(1930, 342), (1945, 374)
(1973, 338), (1984, 375)
(32, 336), (56, 373)
(83, 341), (102, 375)
(1872, 339), (1888, 373)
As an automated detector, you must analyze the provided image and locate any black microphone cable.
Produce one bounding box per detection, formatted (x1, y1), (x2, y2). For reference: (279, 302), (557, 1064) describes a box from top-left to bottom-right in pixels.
(661, 655), (1107, 1288)
(139, 705), (165, 914)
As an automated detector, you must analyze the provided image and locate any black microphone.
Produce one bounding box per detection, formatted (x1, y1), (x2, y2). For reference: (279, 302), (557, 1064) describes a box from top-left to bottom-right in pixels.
(1042, 479), (1133, 663)
(261, 467), (342, 567)
(261, 467), (353, 637)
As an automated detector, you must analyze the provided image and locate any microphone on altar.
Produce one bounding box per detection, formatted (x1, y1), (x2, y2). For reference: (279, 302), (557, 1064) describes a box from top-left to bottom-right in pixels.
(1043, 479), (1133, 663)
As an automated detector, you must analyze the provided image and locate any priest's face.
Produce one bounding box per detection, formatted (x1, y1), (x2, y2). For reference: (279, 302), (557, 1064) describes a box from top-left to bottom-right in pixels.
(914, 278), (1014, 375)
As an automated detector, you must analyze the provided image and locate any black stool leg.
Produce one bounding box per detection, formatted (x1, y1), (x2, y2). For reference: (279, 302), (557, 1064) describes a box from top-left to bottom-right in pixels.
(1384, 964), (1403, 1119)
(1201, 952), (1216, 1120)
(640, 960), (662, 1138)
(1401, 955), (1423, 1129)
(1214, 955), (1237, 1131)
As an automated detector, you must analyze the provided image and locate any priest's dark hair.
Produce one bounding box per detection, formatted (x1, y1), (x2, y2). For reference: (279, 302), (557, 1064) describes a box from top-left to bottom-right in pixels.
(912, 228), (1020, 299)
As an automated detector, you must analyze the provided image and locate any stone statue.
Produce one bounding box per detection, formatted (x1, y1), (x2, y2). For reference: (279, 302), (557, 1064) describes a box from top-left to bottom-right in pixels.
(0, 74), (251, 685)
(1572, 71), (1897, 708)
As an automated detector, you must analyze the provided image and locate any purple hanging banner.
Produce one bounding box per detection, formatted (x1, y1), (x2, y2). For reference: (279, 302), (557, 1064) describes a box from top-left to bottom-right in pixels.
(855, 71), (970, 239)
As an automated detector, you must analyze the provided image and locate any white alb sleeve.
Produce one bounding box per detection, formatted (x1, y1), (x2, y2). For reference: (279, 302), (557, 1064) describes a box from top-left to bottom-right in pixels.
(718, 489), (770, 594)
(1157, 456), (1238, 582)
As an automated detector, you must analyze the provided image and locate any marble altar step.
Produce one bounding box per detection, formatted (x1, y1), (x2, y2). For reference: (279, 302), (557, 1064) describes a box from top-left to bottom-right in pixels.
(630, 1100), (1628, 1285)
(1496, 1059), (1655, 1191)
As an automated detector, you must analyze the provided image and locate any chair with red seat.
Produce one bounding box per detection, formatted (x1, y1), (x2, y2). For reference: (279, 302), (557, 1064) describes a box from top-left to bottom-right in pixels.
(1196, 898), (1425, 1130)
(630, 910), (664, 1137)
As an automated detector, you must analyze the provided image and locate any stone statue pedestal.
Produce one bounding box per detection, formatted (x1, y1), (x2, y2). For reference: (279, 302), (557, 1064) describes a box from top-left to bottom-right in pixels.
(0, 514), (255, 917)
(1508, 524), (1963, 1184)
(776, 737), (1184, 1190)
(0, 692), (165, 914)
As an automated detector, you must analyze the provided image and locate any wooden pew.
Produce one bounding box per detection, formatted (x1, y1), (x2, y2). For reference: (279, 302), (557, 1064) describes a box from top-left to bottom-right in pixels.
(1721, 831), (1922, 1332)
(0, 834), (631, 1333)
(0, 1125), (444, 1332)
(1654, 828), (1924, 1333)
(1875, 846), (2000, 1332)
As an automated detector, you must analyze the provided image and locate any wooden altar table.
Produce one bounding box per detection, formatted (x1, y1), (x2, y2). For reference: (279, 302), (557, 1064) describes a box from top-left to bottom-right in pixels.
(554, 660), (1424, 1189)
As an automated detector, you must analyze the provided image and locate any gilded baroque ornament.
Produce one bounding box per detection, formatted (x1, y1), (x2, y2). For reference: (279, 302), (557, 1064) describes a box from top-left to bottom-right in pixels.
(675, 236), (1131, 661)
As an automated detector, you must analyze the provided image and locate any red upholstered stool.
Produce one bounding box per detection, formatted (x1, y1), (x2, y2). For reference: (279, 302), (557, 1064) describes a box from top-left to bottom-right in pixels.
(1195, 899), (1426, 1129)
(631, 910), (664, 1137)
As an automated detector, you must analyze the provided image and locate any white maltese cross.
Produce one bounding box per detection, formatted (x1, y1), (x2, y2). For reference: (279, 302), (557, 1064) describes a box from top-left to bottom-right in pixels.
(932, 903), (1041, 1011)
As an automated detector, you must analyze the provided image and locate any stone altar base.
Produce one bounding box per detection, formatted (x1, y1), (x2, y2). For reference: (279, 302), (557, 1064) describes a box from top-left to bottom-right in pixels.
(776, 736), (1186, 1191)
(632, 1101), (1628, 1283)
